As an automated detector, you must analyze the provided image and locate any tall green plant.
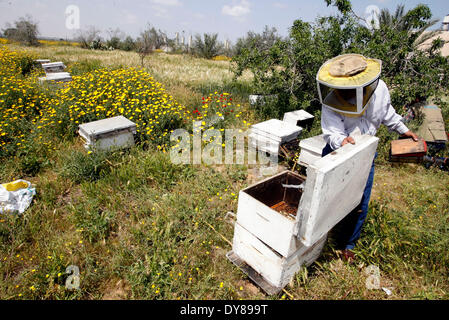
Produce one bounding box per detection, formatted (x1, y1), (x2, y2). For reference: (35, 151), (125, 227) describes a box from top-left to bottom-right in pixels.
(192, 33), (222, 59)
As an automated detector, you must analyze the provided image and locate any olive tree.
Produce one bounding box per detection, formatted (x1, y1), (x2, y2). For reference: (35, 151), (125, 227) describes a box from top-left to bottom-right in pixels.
(3, 15), (40, 46)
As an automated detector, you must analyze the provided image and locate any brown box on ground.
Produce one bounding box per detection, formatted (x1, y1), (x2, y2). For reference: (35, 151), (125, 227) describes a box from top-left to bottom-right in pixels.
(390, 138), (427, 162)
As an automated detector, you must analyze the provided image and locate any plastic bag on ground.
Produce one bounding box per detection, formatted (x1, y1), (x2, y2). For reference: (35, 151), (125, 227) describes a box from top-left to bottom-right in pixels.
(0, 180), (36, 214)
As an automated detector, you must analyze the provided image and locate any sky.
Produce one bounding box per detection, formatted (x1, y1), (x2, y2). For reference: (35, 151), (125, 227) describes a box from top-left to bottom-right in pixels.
(0, 0), (448, 42)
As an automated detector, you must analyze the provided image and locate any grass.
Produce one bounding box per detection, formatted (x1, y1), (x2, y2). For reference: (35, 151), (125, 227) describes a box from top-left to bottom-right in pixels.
(0, 43), (448, 300)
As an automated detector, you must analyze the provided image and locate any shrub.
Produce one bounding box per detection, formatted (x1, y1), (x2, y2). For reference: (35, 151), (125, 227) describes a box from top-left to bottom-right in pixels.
(192, 33), (223, 59)
(120, 36), (136, 51)
(234, 26), (282, 57)
(136, 25), (167, 66)
(3, 15), (40, 47)
(75, 26), (102, 49)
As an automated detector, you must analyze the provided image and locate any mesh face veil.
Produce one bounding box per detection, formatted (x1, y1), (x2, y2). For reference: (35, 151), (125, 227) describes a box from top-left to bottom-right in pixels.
(317, 54), (382, 117)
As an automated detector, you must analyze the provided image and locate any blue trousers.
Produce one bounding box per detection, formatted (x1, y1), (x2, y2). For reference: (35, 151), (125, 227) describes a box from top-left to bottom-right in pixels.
(322, 144), (377, 250)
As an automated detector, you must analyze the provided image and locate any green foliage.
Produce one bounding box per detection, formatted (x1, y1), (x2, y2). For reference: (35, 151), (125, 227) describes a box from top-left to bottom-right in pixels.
(233, 1), (449, 122)
(234, 26), (282, 57)
(136, 25), (167, 66)
(67, 59), (103, 76)
(324, 0), (352, 14)
(120, 36), (136, 51)
(72, 200), (116, 243)
(233, 16), (357, 118)
(192, 33), (223, 59)
(16, 54), (35, 76)
(60, 150), (111, 184)
(75, 26), (102, 49)
(16, 139), (49, 176)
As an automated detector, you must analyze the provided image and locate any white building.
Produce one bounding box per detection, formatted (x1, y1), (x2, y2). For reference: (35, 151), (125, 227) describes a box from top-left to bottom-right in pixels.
(443, 14), (449, 31)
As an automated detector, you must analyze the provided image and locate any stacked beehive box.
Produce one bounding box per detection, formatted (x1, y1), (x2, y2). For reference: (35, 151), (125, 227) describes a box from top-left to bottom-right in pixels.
(249, 119), (302, 155)
(298, 134), (327, 168)
(38, 61), (72, 83)
(228, 133), (379, 294)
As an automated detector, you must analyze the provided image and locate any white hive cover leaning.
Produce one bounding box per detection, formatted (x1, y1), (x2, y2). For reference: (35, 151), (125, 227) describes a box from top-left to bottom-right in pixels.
(251, 119), (302, 143)
(79, 116), (137, 141)
(41, 61), (65, 67)
(283, 110), (314, 126)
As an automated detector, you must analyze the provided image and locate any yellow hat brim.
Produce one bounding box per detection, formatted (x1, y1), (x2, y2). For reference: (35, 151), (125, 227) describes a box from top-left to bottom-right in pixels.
(318, 57), (381, 87)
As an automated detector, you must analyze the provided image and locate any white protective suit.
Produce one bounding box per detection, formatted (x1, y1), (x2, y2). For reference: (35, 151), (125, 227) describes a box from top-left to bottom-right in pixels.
(321, 79), (410, 150)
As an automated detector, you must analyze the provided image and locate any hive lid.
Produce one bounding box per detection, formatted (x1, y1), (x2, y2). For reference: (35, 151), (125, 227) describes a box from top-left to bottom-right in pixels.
(79, 116), (137, 139)
(251, 119), (302, 141)
(299, 134), (327, 155)
(296, 134), (379, 246)
(42, 61), (66, 67)
(284, 110), (314, 122)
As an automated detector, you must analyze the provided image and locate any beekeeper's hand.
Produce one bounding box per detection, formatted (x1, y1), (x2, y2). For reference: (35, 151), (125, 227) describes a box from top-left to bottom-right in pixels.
(401, 130), (419, 142)
(341, 137), (356, 146)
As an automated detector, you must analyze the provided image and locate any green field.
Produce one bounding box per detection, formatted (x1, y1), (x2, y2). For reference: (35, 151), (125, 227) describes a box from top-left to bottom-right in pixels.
(0, 43), (448, 300)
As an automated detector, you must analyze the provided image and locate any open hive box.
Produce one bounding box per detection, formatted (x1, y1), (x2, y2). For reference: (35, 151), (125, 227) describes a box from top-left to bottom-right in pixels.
(228, 133), (379, 294)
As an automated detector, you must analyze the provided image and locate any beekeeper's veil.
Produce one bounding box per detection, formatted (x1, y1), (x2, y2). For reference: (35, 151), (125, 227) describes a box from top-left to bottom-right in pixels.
(317, 54), (382, 117)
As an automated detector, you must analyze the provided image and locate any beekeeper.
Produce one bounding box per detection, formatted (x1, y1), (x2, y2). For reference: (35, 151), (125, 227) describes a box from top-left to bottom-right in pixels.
(316, 54), (419, 261)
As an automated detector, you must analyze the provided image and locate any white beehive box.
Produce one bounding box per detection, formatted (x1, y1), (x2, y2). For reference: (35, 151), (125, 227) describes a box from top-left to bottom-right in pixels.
(229, 134), (378, 294)
(298, 134), (327, 167)
(251, 119), (302, 144)
(236, 133), (379, 253)
(283, 110), (314, 128)
(39, 72), (72, 83)
(249, 119), (302, 155)
(42, 61), (66, 74)
(230, 222), (327, 292)
(248, 133), (281, 155)
(78, 116), (137, 151)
